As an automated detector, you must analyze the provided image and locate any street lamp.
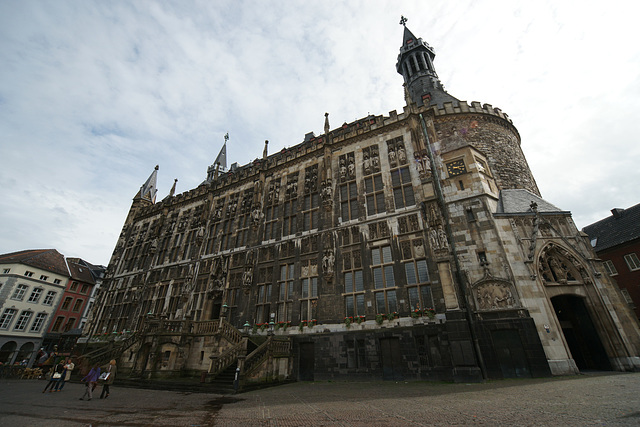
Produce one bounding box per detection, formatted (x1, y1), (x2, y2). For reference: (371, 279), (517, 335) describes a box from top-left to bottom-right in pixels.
(243, 321), (251, 335)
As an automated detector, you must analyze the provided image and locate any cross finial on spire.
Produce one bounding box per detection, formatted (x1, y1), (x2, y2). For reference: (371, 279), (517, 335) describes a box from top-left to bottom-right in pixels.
(224, 132), (229, 143)
(399, 16), (407, 26)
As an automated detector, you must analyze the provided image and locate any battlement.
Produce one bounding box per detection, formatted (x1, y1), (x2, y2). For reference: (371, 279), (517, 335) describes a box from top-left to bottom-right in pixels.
(432, 100), (513, 124)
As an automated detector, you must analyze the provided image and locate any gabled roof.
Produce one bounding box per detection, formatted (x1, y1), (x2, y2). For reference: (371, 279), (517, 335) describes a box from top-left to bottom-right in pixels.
(0, 249), (69, 276)
(67, 260), (96, 284)
(495, 189), (566, 215)
(582, 202), (640, 252)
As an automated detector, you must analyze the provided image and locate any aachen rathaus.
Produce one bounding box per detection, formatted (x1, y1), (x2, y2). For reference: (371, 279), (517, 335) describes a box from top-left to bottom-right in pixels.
(85, 19), (640, 387)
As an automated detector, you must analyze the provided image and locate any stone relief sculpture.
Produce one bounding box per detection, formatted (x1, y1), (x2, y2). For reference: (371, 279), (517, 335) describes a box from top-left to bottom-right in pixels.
(475, 282), (516, 311)
(538, 244), (582, 285)
(251, 203), (264, 229)
(242, 250), (255, 293)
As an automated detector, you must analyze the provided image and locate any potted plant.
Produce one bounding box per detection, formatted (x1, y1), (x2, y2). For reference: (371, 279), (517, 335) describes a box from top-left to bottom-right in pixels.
(375, 313), (384, 325)
(344, 316), (353, 327)
(356, 315), (365, 324)
(424, 308), (436, 319)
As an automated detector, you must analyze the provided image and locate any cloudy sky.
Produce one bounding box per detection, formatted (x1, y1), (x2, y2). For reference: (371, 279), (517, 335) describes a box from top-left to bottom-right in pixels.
(1, 1), (638, 266)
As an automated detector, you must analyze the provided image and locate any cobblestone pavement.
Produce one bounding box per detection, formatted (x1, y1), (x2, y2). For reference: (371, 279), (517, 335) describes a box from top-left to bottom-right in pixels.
(1, 372), (639, 426)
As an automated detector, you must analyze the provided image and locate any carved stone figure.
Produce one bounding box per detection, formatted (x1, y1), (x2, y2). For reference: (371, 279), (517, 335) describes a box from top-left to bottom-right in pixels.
(322, 249), (335, 277)
(397, 144), (407, 164)
(339, 159), (347, 181)
(476, 283), (516, 310)
(251, 203), (264, 228)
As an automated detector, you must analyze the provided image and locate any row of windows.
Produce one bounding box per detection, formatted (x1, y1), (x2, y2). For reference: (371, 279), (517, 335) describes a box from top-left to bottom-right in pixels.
(1, 268), (62, 285)
(0, 309), (48, 333)
(10, 285), (57, 305)
(603, 253), (640, 276)
(50, 315), (77, 333)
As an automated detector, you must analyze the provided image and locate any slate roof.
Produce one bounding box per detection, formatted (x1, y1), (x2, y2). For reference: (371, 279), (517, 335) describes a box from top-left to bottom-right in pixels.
(0, 249), (70, 276)
(582, 202), (640, 252)
(495, 189), (567, 215)
(67, 260), (96, 284)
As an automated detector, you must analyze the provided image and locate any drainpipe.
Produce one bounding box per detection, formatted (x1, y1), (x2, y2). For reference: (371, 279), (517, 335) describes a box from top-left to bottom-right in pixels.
(419, 113), (488, 380)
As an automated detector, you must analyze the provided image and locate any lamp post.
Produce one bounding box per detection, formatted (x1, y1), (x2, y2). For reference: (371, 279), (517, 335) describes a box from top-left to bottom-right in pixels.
(242, 321), (251, 335)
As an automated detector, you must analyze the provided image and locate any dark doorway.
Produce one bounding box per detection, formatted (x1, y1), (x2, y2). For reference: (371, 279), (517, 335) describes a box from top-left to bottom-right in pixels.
(380, 337), (403, 380)
(491, 329), (531, 378)
(210, 298), (222, 320)
(299, 342), (315, 381)
(551, 295), (611, 371)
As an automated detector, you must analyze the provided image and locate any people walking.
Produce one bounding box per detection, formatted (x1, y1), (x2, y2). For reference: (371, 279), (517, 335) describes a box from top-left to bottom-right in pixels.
(99, 359), (117, 399)
(42, 360), (65, 393)
(53, 357), (74, 391)
(79, 363), (100, 401)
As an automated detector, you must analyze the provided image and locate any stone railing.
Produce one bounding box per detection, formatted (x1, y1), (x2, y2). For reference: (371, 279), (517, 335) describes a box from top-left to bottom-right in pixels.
(242, 337), (291, 377)
(209, 341), (245, 376)
(192, 319), (242, 344)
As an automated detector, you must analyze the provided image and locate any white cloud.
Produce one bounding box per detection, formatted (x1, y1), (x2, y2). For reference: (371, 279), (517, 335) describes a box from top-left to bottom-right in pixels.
(1, 0), (638, 264)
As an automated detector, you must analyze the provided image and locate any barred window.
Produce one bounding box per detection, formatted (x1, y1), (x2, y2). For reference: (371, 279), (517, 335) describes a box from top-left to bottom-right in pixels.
(372, 246), (398, 314)
(300, 259), (318, 321)
(391, 166), (415, 208)
(364, 174), (386, 215)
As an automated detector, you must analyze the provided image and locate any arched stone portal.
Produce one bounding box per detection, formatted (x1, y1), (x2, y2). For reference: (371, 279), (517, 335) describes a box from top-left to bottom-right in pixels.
(551, 295), (611, 371)
(0, 341), (17, 364)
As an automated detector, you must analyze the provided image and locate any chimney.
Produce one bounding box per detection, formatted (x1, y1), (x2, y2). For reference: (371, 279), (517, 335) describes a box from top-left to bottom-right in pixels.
(611, 208), (624, 218)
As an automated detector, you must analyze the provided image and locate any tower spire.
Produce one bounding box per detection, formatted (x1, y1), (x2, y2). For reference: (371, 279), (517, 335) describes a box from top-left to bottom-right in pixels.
(134, 165), (159, 204)
(396, 18), (459, 107)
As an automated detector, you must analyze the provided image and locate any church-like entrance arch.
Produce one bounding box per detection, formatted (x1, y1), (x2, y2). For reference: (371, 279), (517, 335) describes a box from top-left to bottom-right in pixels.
(550, 295), (611, 371)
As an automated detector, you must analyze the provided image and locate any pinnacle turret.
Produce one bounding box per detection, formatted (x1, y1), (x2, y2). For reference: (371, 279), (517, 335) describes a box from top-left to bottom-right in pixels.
(134, 165), (159, 204)
(396, 18), (459, 108)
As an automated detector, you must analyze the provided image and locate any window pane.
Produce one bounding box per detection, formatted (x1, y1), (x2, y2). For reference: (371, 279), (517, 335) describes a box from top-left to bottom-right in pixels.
(376, 193), (385, 212)
(345, 296), (354, 317)
(350, 202), (358, 219)
(372, 248), (381, 265)
(280, 266), (287, 281)
(340, 185), (348, 200)
(394, 188), (403, 208)
(301, 302), (308, 320)
(311, 278), (318, 297)
(405, 262), (417, 285)
(302, 279), (309, 298)
(420, 286), (433, 308)
(374, 174), (383, 188)
(341, 202), (349, 220)
(349, 183), (358, 198)
(366, 197), (374, 214)
(375, 292), (385, 313)
(382, 246), (392, 263)
(417, 260), (429, 282)
(387, 290), (398, 313)
(401, 167), (411, 183)
(356, 294), (365, 315)
(391, 170), (400, 186)
(354, 271), (363, 292)
(365, 178), (373, 193)
(345, 272), (353, 293)
(408, 287), (419, 310)
(373, 267), (383, 289)
(404, 187), (415, 206)
(384, 266), (395, 287)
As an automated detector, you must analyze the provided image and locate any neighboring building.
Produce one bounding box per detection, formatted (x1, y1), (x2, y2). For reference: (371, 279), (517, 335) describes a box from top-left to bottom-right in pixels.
(66, 258), (106, 330)
(86, 22), (640, 384)
(42, 258), (103, 353)
(583, 203), (640, 319)
(0, 250), (68, 365)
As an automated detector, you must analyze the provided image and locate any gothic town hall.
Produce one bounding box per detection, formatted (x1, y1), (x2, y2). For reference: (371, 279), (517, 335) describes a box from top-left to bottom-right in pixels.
(85, 23), (640, 386)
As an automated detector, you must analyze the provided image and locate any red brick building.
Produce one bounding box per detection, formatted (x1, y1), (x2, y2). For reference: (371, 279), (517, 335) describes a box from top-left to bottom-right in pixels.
(583, 203), (640, 319)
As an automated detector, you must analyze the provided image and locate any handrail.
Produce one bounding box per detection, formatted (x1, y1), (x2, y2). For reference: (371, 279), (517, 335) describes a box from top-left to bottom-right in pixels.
(242, 337), (291, 377)
(209, 341), (244, 376)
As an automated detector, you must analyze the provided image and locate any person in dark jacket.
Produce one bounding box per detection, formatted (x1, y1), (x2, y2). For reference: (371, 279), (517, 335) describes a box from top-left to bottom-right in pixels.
(99, 359), (117, 399)
(42, 360), (65, 393)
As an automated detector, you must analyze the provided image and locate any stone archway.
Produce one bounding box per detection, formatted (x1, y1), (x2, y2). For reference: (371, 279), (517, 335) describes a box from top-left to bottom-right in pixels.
(550, 295), (611, 371)
(0, 341), (17, 364)
(15, 342), (35, 365)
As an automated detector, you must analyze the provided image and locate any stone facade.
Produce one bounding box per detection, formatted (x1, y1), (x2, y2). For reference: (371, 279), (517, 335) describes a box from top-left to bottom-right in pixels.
(85, 24), (640, 385)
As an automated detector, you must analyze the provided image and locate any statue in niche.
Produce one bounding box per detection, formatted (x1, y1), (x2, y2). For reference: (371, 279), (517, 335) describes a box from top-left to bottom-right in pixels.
(322, 249), (335, 277)
(348, 157), (355, 178)
(437, 226), (449, 249)
(388, 145), (397, 166)
(196, 227), (204, 245)
(397, 144), (407, 164)
(150, 238), (158, 253)
(371, 148), (380, 172)
(363, 152), (371, 175)
(321, 179), (333, 209)
(413, 240), (425, 258)
(251, 203), (264, 228)
(429, 228), (439, 249)
(339, 158), (347, 181)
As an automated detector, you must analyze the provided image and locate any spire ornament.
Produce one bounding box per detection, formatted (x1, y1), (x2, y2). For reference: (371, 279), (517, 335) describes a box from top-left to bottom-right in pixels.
(399, 15), (407, 26)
